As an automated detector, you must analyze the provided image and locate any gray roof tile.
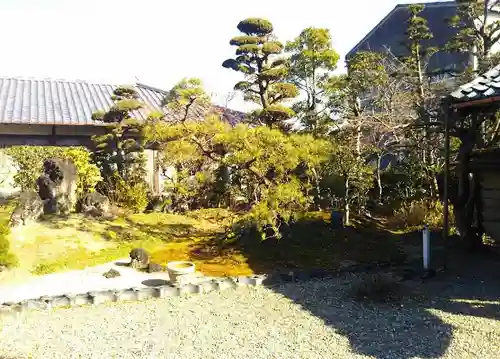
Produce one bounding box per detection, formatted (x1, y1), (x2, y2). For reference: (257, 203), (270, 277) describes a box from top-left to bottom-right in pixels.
(450, 64), (500, 102)
(0, 77), (245, 126)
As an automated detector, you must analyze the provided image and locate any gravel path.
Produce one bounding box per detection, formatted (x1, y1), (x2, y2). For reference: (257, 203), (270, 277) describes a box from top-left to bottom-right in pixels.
(1, 275), (499, 359)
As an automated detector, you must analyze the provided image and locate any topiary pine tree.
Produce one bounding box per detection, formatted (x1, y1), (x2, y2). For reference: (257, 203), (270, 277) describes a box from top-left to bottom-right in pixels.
(222, 18), (299, 131)
(91, 86), (146, 183)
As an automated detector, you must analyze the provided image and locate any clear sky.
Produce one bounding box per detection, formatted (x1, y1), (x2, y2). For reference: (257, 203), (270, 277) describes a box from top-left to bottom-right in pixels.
(0, 0), (440, 110)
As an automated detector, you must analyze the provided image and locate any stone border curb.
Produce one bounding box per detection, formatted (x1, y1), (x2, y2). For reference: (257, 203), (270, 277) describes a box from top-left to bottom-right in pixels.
(0, 261), (423, 318)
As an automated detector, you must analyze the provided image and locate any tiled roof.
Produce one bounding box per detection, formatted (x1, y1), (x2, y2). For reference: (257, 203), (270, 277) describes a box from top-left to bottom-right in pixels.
(0, 77), (245, 126)
(449, 65), (500, 103)
(346, 1), (471, 75)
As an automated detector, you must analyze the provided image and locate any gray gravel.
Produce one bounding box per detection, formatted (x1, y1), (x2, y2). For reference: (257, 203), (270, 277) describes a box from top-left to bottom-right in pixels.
(0, 276), (499, 359)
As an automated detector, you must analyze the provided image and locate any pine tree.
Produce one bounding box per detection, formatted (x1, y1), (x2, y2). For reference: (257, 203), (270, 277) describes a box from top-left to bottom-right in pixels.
(222, 18), (299, 131)
(285, 27), (340, 136)
(447, 0), (500, 73)
(91, 86), (146, 183)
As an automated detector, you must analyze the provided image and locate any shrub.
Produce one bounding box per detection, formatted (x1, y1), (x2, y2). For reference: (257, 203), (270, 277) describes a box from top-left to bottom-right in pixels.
(102, 174), (149, 213)
(5, 146), (102, 196)
(389, 199), (454, 230)
(0, 219), (18, 269)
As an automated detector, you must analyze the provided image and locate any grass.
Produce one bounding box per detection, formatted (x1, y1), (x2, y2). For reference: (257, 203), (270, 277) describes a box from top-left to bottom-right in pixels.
(0, 200), (425, 279)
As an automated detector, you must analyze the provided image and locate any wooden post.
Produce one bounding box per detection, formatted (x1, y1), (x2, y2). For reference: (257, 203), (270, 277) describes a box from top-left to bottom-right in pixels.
(443, 104), (452, 269)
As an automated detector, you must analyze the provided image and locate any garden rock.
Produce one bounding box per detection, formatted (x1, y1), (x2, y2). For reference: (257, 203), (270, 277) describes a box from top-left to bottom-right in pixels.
(36, 158), (77, 215)
(9, 191), (45, 227)
(102, 269), (120, 279)
(129, 248), (150, 270)
(147, 263), (165, 273)
(80, 192), (110, 217)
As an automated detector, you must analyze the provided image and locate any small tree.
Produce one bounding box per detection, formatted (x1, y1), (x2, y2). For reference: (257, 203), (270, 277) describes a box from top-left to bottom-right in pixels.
(92, 86), (149, 211)
(161, 77), (211, 122)
(222, 18), (299, 131)
(447, 0), (500, 74)
(91, 86), (146, 183)
(321, 135), (373, 225)
(285, 27), (340, 136)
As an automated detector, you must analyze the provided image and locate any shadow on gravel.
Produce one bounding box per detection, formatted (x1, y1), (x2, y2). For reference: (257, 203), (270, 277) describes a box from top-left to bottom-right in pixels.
(267, 247), (500, 359)
(215, 216), (499, 359)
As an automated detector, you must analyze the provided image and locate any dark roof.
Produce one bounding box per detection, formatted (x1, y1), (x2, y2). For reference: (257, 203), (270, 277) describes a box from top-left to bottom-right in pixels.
(0, 77), (245, 126)
(449, 64), (500, 103)
(345, 1), (471, 74)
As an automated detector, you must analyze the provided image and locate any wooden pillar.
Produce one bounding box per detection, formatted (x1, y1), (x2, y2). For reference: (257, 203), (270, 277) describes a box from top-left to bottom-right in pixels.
(49, 125), (57, 145)
(442, 103), (453, 270)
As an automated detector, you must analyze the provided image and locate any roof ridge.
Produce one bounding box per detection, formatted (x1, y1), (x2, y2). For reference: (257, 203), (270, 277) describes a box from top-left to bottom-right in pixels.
(0, 75), (169, 91)
(346, 1), (456, 59)
(136, 82), (169, 95)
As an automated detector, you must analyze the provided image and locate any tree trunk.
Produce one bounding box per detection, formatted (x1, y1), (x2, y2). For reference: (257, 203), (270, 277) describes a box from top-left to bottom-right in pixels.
(376, 155), (383, 204)
(356, 125), (362, 158)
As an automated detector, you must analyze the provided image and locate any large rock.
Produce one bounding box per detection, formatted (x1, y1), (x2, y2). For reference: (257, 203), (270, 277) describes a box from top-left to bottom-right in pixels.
(36, 158), (77, 215)
(80, 192), (110, 217)
(9, 191), (45, 227)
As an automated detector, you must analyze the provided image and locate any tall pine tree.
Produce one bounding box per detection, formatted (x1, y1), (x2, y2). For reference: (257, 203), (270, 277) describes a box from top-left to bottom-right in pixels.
(285, 27), (340, 136)
(91, 86), (146, 184)
(223, 18), (299, 131)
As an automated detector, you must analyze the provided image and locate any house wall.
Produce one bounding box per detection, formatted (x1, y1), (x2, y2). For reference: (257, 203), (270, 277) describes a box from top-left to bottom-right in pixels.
(479, 171), (500, 243)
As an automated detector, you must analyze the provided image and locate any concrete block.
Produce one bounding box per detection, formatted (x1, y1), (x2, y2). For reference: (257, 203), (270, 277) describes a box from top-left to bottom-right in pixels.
(51, 296), (71, 308)
(39, 296), (54, 310)
(136, 287), (156, 300)
(156, 285), (180, 298)
(88, 291), (115, 305)
(114, 289), (138, 302)
(199, 280), (218, 293)
(214, 277), (237, 290)
(21, 299), (46, 310)
(179, 283), (202, 295)
(73, 294), (92, 306)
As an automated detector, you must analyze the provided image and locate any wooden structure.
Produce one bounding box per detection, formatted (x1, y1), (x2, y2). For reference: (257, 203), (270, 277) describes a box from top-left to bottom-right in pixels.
(443, 65), (500, 246)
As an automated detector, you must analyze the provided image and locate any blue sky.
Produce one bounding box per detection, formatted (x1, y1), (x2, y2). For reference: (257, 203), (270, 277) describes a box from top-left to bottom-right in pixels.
(0, 0), (440, 110)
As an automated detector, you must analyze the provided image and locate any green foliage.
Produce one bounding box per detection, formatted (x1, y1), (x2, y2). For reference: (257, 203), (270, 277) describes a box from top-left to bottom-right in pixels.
(223, 18), (298, 130)
(390, 199), (453, 230)
(286, 27), (340, 135)
(4, 146), (101, 196)
(447, 0), (500, 73)
(145, 116), (331, 238)
(101, 172), (149, 213)
(91, 86), (146, 184)
(320, 139), (373, 219)
(161, 78), (211, 121)
(237, 18), (273, 35)
(0, 203), (18, 268)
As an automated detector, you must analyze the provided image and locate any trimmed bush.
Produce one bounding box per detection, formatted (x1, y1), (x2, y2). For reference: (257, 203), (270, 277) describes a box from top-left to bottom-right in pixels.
(5, 146), (102, 197)
(0, 214), (18, 269)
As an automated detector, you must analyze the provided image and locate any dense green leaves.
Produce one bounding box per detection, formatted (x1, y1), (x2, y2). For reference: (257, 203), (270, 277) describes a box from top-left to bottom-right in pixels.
(286, 27), (340, 135)
(145, 115), (331, 238)
(91, 86), (148, 204)
(223, 18), (298, 130)
(237, 18), (273, 35)
(5, 146), (102, 196)
(447, 0), (500, 73)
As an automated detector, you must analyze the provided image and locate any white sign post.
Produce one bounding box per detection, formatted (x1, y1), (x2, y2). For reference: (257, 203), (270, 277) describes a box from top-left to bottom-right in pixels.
(422, 225), (430, 270)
